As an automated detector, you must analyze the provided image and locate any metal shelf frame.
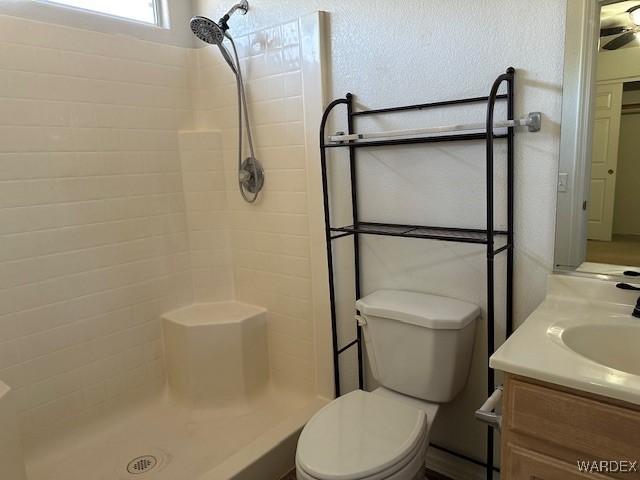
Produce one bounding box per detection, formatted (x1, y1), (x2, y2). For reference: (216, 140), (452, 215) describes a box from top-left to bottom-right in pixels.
(318, 68), (518, 479)
(330, 222), (509, 245)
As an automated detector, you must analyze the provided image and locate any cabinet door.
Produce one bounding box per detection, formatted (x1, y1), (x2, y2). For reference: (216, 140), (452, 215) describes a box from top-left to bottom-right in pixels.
(504, 443), (613, 480)
(503, 377), (640, 461)
(501, 376), (640, 480)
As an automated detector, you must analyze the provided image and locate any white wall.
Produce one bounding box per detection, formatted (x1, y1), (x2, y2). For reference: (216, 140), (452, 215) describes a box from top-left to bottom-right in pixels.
(614, 92), (640, 235)
(614, 114), (640, 235)
(0, 14), (194, 443)
(195, 0), (567, 467)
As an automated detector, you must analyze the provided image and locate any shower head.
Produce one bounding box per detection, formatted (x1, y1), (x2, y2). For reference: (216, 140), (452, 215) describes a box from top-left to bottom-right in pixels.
(190, 15), (239, 74)
(189, 1), (263, 203)
(190, 16), (226, 45)
(190, 0), (248, 45)
(190, 1), (248, 73)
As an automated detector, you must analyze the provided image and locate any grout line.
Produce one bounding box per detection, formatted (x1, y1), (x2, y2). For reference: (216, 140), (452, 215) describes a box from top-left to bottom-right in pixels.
(0, 251), (188, 295)
(3, 296), (167, 366)
(0, 30), (192, 68)
(0, 94), (193, 113)
(0, 123), (188, 131)
(228, 227), (310, 240)
(0, 62), (192, 91)
(235, 267), (311, 300)
(0, 216), (187, 242)
(234, 263), (310, 281)
(16, 334), (164, 414)
(0, 266), (190, 328)
(231, 248), (309, 261)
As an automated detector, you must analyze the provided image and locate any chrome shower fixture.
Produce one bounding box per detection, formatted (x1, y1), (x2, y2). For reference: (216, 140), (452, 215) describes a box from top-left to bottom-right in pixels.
(189, 1), (263, 204)
(190, 15), (237, 72)
(189, 0), (248, 43)
(218, 0), (249, 28)
(190, 16), (227, 47)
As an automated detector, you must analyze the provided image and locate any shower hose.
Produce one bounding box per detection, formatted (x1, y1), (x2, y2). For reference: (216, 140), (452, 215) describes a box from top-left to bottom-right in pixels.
(226, 34), (261, 203)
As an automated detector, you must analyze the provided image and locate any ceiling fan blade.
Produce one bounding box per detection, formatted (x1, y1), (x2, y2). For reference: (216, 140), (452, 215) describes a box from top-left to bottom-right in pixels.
(628, 5), (640, 15)
(602, 31), (637, 50)
(600, 25), (630, 36)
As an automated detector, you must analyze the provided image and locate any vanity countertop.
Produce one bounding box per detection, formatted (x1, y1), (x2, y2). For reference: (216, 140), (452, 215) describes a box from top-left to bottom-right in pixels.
(490, 273), (640, 405)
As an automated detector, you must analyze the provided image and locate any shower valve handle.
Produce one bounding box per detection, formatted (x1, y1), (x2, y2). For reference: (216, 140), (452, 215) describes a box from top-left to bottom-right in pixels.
(238, 169), (250, 183)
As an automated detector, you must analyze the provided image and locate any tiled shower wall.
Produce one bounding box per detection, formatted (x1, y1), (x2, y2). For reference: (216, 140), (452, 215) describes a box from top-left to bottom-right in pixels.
(178, 130), (233, 302)
(0, 15), (194, 439)
(0, 12), (320, 439)
(190, 20), (316, 393)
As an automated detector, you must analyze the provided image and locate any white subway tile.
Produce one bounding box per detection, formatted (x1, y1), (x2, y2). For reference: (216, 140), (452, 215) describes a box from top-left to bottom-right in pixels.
(0, 16), (320, 432)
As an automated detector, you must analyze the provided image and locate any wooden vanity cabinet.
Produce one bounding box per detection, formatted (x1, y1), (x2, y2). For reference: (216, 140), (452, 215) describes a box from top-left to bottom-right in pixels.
(501, 374), (640, 480)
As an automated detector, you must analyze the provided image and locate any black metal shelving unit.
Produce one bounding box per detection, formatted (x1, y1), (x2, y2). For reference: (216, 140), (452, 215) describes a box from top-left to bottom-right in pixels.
(319, 68), (518, 480)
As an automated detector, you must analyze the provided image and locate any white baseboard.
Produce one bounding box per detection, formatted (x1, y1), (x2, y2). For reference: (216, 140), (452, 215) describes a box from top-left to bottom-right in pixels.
(425, 446), (499, 480)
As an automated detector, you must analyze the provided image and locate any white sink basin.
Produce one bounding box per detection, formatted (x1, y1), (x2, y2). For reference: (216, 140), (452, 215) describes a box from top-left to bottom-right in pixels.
(561, 324), (640, 376)
(491, 274), (640, 406)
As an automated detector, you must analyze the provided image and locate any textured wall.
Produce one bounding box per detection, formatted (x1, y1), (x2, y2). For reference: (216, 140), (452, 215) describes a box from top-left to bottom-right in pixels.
(195, 0), (567, 465)
(0, 14), (194, 441)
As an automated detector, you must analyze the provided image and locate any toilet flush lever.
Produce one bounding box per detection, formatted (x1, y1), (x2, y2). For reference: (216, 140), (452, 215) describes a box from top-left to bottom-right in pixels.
(355, 314), (366, 326)
(475, 386), (503, 431)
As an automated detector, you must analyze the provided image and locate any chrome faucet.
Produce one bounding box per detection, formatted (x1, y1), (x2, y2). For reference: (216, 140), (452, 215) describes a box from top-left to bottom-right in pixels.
(616, 283), (640, 318)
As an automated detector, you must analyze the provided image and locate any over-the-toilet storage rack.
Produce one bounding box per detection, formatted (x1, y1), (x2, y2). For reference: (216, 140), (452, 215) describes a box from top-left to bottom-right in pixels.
(319, 68), (540, 480)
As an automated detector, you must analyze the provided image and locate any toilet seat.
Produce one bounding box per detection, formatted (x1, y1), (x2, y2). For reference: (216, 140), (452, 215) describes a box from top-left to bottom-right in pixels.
(296, 390), (428, 480)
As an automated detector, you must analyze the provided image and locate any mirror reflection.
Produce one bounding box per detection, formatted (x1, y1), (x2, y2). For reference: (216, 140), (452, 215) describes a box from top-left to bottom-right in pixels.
(556, 0), (640, 274)
(586, 79), (640, 269)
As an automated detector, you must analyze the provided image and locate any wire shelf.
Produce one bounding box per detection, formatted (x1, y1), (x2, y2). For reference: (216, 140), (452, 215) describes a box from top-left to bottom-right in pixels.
(330, 222), (508, 245)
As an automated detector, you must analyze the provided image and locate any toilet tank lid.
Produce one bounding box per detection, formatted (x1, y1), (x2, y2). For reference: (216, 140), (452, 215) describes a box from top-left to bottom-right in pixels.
(356, 290), (480, 330)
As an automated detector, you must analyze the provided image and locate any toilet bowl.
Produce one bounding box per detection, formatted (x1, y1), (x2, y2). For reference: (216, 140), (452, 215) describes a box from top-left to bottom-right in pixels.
(296, 388), (438, 480)
(296, 290), (479, 480)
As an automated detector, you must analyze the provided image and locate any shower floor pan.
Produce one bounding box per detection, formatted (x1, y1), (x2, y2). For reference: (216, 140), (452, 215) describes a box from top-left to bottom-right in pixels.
(24, 302), (326, 480)
(25, 387), (324, 480)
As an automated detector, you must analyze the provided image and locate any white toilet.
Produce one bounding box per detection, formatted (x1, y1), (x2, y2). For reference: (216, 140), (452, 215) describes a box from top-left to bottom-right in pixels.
(296, 290), (479, 480)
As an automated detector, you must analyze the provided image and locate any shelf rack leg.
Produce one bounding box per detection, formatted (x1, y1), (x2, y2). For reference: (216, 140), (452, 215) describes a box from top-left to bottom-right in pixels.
(347, 93), (365, 391)
(506, 68), (515, 338)
(319, 98), (350, 398)
(485, 67), (515, 480)
(321, 135), (340, 398)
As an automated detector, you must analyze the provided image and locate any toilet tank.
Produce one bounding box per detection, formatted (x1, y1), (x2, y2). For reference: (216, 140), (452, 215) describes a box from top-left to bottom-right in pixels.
(356, 290), (479, 403)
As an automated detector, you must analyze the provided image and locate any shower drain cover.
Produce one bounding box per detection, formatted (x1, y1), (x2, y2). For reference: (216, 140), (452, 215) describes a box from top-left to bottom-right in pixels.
(126, 455), (158, 475)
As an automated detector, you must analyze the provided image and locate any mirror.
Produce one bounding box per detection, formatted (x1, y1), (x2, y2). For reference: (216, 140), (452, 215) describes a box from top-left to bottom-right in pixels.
(555, 0), (640, 276)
